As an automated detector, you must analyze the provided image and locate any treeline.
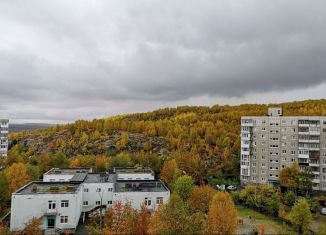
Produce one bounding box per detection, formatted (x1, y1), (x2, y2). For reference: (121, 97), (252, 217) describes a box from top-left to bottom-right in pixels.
(3, 99), (326, 217)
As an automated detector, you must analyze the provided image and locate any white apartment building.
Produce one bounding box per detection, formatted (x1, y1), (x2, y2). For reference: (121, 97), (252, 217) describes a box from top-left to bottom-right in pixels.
(0, 119), (9, 157)
(241, 107), (326, 191)
(10, 167), (170, 233)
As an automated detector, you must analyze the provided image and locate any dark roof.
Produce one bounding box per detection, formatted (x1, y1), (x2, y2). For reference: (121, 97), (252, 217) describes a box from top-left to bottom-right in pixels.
(114, 180), (169, 193)
(70, 173), (88, 182)
(84, 173), (115, 183)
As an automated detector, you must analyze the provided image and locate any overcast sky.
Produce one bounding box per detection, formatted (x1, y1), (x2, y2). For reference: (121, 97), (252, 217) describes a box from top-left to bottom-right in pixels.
(1, 0), (326, 123)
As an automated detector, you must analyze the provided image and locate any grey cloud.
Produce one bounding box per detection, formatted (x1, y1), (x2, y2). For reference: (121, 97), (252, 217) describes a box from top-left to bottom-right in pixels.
(1, 0), (326, 121)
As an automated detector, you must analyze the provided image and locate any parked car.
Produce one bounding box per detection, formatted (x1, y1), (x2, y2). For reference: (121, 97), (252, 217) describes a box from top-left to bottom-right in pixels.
(227, 185), (237, 191)
(321, 208), (326, 215)
(216, 184), (225, 191)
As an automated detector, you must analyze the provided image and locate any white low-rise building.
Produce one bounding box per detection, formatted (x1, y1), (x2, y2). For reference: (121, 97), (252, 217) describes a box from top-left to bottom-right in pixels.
(43, 168), (92, 182)
(10, 182), (83, 233)
(113, 180), (169, 210)
(10, 167), (170, 233)
(114, 167), (155, 180)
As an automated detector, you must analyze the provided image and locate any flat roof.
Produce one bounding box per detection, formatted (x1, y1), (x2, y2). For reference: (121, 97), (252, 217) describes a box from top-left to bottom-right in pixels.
(114, 167), (154, 174)
(84, 173), (115, 184)
(242, 116), (326, 119)
(44, 168), (91, 175)
(14, 182), (81, 195)
(70, 173), (88, 182)
(114, 180), (169, 193)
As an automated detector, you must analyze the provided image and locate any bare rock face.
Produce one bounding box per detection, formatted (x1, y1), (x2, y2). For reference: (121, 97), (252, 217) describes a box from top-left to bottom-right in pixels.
(10, 130), (167, 157)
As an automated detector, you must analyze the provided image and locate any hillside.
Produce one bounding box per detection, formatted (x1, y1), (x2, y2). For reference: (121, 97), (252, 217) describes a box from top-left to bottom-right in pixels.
(7, 99), (326, 184)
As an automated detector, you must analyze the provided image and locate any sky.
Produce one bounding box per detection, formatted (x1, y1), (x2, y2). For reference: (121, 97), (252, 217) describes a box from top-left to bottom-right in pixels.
(1, 0), (326, 123)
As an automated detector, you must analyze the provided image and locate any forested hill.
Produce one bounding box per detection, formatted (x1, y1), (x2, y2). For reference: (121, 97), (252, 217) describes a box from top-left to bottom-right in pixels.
(7, 99), (326, 184)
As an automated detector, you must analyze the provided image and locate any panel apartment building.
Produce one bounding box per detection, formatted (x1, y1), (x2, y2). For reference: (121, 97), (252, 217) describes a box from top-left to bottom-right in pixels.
(240, 107), (326, 191)
(0, 119), (9, 157)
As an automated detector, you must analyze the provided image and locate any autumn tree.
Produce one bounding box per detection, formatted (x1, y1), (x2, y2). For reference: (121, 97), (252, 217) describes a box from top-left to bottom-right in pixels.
(136, 204), (151, 235)
(95, 156), (108, 172)
(0, 223), (9, 235)
(5, 163), (30, 193)
(208, 192), (237, 235)
(159, 159), (181, 190)
(148, 205), (164, 235)
(104, 201), (138, 235)
(288, 198), (312, 234)
(188, 185), (216, 213)
(39, 152), (52, 172)
(116, 132), (129, 151)
(184, 212), (207, 234)
(23, 217), (42, 235)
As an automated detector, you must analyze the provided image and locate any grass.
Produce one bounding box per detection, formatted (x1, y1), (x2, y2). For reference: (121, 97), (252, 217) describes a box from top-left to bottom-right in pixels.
(236, 205), (295, 234)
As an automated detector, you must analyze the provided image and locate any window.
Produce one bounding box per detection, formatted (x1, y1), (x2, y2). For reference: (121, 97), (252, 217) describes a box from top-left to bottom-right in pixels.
(96, 201), (101, 205)
(60, 216), (68, 224)
(96, 188), (101, 192)
(145, 198), (151, 206)
(83, 201), (88, 206)
(156, 197), (163, 205)
(84, 188), (89, 192)
(48, 201), (56, 209)
(108, 188), (113, 192)
(108, 201), (113, 205)
(61, 200), (69, 208)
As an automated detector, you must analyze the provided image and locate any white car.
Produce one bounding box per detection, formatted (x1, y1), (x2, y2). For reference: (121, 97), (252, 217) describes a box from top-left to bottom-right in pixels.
(227, 185), (237, 191)
(321, 208), (326, 215)
(216, 184), (225, 191)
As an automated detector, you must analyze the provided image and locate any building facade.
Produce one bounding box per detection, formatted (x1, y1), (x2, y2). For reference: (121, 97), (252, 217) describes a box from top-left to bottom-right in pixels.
(10, 167), (170, 233)
(241, 107), (326, 191)
(0, 119), (9, 157)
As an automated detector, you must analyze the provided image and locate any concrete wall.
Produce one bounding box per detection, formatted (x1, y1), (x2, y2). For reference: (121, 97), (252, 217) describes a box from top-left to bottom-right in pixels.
(10, 190), (83, 231)
(116, 173), (154, 181)
(113, 191), (170, 211)
(81, 182), (114, 212)
(43, 174), (74, 182)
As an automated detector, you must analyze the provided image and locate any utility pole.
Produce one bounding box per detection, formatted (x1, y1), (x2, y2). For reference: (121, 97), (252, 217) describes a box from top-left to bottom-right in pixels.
(97, 188), (104, 229)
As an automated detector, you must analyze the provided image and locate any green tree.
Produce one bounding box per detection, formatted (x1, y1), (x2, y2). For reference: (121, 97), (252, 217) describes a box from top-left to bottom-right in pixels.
(161, 194), (189, 234)
(27, 164), (41, 181)
(283, 191), (297, 206)
(0, 173), (10, 214)
(265, 193), (280, 217)
(288, 198), (312, 233)
(173, 175), (195, 201)
(109, 153), (133, 170)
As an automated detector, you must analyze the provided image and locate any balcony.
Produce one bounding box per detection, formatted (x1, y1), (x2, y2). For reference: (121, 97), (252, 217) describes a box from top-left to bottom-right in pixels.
(241, 150), (250, 155)
(241, 122), (253, 127)
(312, 179), (320, 184)
(312, 171), (320, 175)
(241, 143), (250, 148)
(298, 153), (309, 159)
(309, 163), (320, 167)
(298, 139), (320, 143)
(241, 135), (251, 141)
(44, 208), (58, 215)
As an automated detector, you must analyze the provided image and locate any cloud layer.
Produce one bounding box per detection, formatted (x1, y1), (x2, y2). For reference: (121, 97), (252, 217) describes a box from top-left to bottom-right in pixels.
(1, 0), (326, 122)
